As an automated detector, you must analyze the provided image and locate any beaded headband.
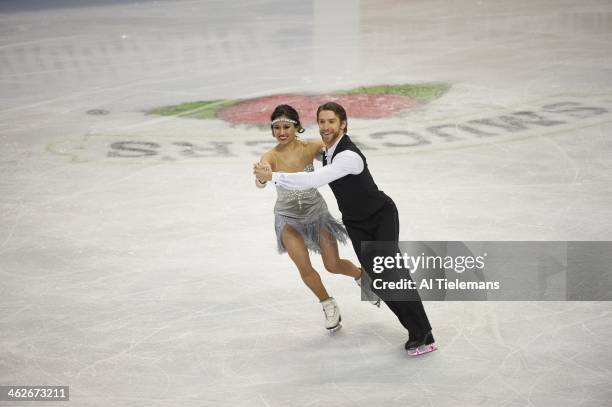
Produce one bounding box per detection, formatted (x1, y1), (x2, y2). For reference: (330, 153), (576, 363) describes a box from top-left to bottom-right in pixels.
(271, 118), (297, 125)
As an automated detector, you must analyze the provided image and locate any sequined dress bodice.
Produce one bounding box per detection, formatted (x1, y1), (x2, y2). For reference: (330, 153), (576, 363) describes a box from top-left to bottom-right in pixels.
(274, 164), (327, 219)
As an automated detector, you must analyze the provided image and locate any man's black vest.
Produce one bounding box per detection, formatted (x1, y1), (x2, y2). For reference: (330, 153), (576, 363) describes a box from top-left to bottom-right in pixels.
(323, 135), (388, 221)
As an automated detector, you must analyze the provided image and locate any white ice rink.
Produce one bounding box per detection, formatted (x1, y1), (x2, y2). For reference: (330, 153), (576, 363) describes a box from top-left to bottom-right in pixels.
(1, 0), (612, 406)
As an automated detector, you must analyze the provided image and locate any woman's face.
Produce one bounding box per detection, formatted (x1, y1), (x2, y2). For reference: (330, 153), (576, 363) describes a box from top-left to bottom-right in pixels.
(272, 118), (298, 145)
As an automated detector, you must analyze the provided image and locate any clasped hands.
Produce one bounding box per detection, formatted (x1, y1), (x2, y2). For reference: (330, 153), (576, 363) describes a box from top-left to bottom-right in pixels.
(253, 162), (272, 183)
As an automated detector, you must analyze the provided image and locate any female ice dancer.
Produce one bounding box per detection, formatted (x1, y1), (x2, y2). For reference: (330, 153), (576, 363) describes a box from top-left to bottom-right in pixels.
(254, 104), (365, 332)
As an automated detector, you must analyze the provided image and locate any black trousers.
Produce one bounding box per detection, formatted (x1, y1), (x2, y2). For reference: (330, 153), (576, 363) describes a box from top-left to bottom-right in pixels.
(344, 197), (432, 338)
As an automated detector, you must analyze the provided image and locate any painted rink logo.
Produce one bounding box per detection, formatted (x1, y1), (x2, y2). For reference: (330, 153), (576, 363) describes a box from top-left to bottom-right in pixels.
(146, 83), (449, 125)
(48, 93), (612, 163)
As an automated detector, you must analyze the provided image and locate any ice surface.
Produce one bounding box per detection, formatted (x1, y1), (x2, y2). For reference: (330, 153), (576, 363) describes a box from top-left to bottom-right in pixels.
(1, 1), (611, 406)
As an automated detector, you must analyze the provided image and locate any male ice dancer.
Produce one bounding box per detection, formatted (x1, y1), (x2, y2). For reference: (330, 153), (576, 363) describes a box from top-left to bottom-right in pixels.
(254, 102), (436, 355)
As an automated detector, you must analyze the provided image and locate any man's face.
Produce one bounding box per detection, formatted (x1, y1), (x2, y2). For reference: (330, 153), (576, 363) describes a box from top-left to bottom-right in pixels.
(317, 110), (346, 147)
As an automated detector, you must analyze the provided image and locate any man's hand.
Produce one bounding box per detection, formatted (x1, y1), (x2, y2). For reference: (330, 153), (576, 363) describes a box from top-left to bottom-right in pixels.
(253, 162), (272, 182)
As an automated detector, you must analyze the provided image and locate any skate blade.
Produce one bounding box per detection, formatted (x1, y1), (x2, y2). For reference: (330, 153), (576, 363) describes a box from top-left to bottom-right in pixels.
(407, 343), (437, 356)
(327, 323), (342, 334)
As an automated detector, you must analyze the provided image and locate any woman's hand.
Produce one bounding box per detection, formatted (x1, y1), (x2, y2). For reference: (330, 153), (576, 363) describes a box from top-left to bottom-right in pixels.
(253, 162), (273, 183)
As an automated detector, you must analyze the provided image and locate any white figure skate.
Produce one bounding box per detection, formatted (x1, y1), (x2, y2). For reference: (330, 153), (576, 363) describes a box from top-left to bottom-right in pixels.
(321, 297), (342, 333)
(356, 269), (381, 307)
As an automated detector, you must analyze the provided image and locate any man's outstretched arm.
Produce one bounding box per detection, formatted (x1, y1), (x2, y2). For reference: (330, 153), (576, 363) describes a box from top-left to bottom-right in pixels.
(253, 151), (364, 190)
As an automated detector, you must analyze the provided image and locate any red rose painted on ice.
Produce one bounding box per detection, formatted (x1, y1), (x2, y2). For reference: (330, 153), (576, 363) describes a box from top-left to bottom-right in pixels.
(147, 84), (449, 125)
(217, 94), (417, 125)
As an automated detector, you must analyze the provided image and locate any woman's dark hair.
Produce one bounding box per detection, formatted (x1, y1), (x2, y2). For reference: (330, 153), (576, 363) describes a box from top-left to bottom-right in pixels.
(270, 104), (305, 133)
(316, 102), (348, 134)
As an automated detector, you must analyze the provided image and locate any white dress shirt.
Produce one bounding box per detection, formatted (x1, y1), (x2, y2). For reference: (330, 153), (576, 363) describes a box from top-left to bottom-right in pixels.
(271, 135), (364, 190)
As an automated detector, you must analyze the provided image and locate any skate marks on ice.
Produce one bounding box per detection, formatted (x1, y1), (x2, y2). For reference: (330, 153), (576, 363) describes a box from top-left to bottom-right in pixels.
(45, 94), (612, 164)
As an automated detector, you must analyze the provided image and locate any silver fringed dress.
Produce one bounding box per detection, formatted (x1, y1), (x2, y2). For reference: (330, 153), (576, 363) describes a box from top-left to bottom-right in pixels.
(274, 164), (348, 254)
